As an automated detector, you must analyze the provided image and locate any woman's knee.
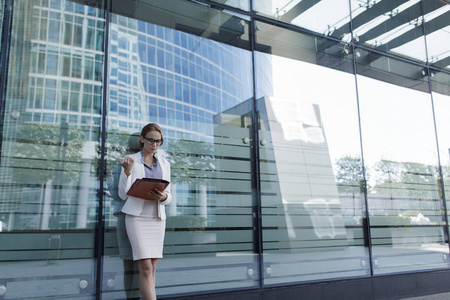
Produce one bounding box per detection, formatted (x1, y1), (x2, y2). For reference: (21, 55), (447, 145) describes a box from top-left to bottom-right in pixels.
(139, 260), (155, 278)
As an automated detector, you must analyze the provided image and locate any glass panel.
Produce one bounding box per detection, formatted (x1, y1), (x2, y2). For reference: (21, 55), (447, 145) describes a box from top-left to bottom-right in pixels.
(431, 71), (450, 248)
(423, 0), (450, 71)
(103, 1), (255, 298)
(356, 50), (448, 275)
(254, 0), (351, 38)
(350, 0), (428, 62)
(255, 0), (436, 63)
(0, 0), (105, 299)
(255, 21), (369, 286)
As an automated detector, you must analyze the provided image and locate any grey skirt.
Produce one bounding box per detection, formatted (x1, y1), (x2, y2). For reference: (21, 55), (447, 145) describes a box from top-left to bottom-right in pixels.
(125, 201), (166, 260)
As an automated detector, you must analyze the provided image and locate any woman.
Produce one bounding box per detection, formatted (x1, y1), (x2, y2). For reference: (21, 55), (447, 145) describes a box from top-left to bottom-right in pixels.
(118, 123), (171, 300)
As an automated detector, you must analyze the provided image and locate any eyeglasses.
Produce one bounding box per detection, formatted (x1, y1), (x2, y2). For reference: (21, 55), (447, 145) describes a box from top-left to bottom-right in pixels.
(142, 137), (162, 146)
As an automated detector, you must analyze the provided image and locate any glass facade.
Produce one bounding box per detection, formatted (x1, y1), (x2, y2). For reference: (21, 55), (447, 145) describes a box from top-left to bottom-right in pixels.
(0, 0), (449, 299)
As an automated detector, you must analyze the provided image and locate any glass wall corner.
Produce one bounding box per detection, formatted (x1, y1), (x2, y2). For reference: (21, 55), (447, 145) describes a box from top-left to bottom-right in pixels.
(0, 0), (449, 299)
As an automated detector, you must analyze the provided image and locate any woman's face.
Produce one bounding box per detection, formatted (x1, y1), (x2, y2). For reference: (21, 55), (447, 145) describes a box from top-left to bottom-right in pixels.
(140, 130), (162, 154)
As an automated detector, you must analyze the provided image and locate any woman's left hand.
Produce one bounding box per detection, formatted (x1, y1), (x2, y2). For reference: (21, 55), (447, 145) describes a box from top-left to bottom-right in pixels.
(150, 189), (167, 201)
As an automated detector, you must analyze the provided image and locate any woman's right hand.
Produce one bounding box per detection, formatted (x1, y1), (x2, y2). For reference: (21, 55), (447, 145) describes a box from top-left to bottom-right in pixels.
(118, 156), (134, 177)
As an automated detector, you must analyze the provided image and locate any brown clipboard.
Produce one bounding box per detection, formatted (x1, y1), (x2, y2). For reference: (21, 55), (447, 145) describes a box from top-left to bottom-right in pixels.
(126, 178), (170, 200)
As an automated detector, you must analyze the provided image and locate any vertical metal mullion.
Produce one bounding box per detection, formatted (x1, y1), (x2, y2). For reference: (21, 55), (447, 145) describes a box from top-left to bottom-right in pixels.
(347, 0), (374, 276)
(95, 0), (111, 299)
(353, 66), (374, 277)
(249, 0), (264, 289)
(0, 0), (13, 154)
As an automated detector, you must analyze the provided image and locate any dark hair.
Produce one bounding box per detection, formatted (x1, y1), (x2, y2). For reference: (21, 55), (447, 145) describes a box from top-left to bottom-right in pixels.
(139, 123), (164, 148)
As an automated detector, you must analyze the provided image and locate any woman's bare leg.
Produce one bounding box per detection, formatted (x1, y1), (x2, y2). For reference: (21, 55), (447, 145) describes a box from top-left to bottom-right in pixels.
(138, 258), (159, 300)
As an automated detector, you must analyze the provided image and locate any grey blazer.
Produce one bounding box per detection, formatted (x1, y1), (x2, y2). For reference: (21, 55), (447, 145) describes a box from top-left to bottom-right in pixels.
(118, 151), (172, 220)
